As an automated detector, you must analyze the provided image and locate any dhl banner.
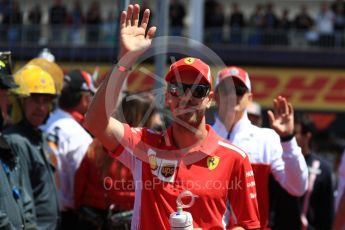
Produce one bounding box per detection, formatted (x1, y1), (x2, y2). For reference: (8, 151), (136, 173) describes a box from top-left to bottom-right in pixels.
(245, 67), (345, 111)
(14, 63), (345, 111)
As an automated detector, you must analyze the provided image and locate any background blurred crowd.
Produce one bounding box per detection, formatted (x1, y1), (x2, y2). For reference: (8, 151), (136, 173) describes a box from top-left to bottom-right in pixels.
(0, 0), (345, 47)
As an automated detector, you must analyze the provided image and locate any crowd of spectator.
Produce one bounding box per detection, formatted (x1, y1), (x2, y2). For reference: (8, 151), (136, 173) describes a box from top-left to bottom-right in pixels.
(201, 0), (345, 47)
(0, 0), (116, 45)
(0, 0), (345, 47)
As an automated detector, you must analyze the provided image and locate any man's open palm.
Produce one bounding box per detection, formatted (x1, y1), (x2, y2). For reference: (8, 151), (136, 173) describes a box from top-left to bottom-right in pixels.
(119, 4), (156, 60)
(267, 96), (294, 137)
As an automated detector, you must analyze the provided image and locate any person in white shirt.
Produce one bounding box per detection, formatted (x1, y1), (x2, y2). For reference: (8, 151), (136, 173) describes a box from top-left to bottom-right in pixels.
(246, 101), (262, 127)
(41, 69), (93, 229)
(212, 66), (308, 229)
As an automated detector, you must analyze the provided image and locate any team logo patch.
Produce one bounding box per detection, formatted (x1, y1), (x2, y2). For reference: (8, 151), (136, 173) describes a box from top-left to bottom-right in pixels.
(149, 155), (158, 171)
(229, 68), (239, 76)
(160, 164), (176, 178)
(184, 57), (195, 65)
(207, 156), (220, 170)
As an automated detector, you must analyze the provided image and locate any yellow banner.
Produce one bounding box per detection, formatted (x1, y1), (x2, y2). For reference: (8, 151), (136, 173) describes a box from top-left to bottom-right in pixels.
(13, 63), (345, 111)
(245, 67), (345, 111)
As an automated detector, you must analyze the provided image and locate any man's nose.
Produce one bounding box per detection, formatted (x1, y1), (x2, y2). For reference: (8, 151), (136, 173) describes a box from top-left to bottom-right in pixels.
(35, 99), (49, 111)
(179, 89), (193, 103)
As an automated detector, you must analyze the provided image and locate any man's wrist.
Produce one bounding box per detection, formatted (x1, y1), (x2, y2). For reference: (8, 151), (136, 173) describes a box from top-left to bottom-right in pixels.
(117, 51), (137, 68)
(280, 134), (295, 142)
(115, 63), (132, 72)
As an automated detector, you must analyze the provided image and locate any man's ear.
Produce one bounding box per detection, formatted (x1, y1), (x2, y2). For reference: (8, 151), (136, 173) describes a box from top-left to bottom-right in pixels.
(247, 92), (253, 102)
(206, 91), (214, 108)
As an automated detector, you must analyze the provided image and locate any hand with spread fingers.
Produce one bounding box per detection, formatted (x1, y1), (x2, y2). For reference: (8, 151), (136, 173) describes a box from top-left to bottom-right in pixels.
(267, 96), (294, 137)
(118, 4), (157, 62)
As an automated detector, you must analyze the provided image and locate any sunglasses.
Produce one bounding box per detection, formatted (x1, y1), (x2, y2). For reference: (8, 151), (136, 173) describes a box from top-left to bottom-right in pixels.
(168, 82), (210, 99)
(234, 85), (248, 96)
(217, 84), (248, 97)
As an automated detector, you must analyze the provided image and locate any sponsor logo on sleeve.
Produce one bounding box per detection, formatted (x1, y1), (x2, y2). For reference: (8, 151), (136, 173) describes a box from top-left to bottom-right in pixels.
(250, 193), (257, 199)
(246, 170), (254, 177)
(247, 181), (256, 188)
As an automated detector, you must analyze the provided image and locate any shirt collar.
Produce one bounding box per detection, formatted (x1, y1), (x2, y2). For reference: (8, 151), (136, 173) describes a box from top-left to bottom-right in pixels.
(156, 124), (220, 163)
(212, 112), (251, 141)
(63, 108), (84, 125)
(212, 115), (228, 139)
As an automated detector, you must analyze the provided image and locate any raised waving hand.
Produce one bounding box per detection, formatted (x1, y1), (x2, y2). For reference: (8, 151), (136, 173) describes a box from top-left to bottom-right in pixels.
(118, 4), (157, 62)
(268, 96), (294, 137)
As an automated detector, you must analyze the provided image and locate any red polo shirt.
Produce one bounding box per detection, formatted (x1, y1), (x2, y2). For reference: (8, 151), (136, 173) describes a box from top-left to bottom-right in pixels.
(110, 124), (260, 229)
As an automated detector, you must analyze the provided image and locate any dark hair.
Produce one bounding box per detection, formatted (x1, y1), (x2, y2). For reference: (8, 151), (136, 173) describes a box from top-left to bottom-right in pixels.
(95, 92), (162, 178)
(117, 92), (159, 128)
(294, 113), (316, 135)
(58, 85), (83, 109)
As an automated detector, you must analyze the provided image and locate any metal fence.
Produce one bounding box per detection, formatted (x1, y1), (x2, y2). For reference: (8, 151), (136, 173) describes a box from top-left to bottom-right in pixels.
(1, 24), (344, 61)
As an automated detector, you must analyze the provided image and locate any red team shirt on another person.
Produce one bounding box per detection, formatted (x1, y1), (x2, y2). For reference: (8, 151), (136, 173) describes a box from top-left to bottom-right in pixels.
(109, 124), (260, 230)
(75, 146), (135, 211)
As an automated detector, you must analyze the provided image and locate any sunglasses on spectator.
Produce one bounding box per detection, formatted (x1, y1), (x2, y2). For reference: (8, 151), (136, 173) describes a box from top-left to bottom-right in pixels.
(168, 82), (211, 99)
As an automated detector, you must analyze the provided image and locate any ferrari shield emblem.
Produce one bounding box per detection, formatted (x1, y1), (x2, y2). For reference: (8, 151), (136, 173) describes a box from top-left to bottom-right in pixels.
(184, 57), (195, 65)
(207, 156), (220, 170)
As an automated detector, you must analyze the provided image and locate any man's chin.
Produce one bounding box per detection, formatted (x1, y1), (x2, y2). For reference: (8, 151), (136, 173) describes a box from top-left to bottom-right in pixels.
(175, 113), (199, 127)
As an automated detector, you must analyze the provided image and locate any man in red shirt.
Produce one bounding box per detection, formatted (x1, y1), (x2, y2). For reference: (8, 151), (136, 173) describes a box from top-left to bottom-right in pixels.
(85, 4), (260, 229)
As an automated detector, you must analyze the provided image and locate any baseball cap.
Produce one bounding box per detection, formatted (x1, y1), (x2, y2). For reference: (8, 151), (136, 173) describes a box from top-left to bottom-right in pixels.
(165, 57), (212, 86)
(0, 60), (17, 89)
(64, 69), (95, 93)
(216, 66), (251, 91)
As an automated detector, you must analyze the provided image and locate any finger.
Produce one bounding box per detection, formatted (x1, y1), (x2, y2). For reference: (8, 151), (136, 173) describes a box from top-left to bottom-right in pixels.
(277, 96), (285, 115)
(288, 102), (294, 114)
(132, 4), (140, 26)
(288, 102), (293, 116)
(146, 26), (157, 39)
(126, 4), (134, 27)
(120, 10), (127, 29)
(267, 110), (275, 127)
(140, 9), (150, 30)
(281, 96), (289, 114)
(273, 98), (279, 116)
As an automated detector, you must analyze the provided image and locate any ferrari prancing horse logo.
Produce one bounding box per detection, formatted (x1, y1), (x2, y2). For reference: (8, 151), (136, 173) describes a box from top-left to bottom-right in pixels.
(207, 156), (220, 170)
(184, 57), (195, 65)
